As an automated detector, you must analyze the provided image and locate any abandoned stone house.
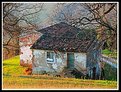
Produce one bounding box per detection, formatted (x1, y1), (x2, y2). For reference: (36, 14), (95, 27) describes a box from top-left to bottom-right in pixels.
(26, 22), (102, 79)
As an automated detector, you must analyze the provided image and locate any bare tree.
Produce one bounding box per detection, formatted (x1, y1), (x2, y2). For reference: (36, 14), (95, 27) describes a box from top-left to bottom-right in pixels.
(82, 3), (117, 50)
(51, 3), (82, 24)
(51, 3), (117, 50)
(3, 3), (43, 58)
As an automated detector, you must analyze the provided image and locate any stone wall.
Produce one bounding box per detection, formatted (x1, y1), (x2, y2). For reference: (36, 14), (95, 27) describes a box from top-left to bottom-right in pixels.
(32, 50), (87, 75)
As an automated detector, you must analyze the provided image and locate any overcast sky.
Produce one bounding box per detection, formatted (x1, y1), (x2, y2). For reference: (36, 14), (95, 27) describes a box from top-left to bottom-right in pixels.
(31, 3), (59, 28)
(16, 2), (116, 30)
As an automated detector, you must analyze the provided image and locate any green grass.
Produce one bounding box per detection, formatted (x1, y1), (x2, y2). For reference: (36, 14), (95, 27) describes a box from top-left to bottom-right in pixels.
(102, 49), (117, 81)
(3, 56), (117, 89)
(102, 49), (117, 59)
(3, 56), (26, 76)
(104, 63), (117, 81)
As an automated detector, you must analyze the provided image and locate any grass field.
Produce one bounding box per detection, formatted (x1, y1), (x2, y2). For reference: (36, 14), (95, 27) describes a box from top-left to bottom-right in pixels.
(102, 49), (117, 59)
(3, 56), (117, 89)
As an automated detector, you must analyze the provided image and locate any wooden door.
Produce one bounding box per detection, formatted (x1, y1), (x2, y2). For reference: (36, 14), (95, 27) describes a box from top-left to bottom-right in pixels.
(67, 53), (74, 69)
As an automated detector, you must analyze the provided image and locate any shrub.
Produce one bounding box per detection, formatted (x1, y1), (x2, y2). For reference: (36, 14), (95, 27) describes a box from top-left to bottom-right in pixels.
(24, 67), (32, 75)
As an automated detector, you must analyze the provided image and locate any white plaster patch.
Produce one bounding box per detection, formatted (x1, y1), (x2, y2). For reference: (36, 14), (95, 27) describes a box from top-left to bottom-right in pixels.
(52, 63), (58, 69)
(32, 50), (67, 73)
(20, 46), (32, 63)
(74, 53), (87, 68)
(33, 50), (48, 67)
(33, 50), (44, 56)
(56, 58), (62, 63)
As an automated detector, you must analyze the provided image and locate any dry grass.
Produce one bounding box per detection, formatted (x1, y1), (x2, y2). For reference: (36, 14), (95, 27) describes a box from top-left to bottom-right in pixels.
(3, 56), (117, 89)
(3, 75), (117, 89)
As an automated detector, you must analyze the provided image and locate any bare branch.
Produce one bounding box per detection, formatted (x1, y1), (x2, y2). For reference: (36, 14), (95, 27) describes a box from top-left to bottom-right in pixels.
(104, 4), (116, 14)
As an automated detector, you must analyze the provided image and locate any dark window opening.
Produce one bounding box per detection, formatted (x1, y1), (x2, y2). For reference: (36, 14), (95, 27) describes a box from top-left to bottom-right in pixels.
(47, 52), (54, 62)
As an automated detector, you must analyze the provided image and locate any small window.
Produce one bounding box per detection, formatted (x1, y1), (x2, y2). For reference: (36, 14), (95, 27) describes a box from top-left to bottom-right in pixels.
(47, 52), (54, 63)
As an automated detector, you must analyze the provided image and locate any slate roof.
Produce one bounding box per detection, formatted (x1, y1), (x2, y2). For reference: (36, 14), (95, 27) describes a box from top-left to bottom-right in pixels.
(31, 22), (97, 52)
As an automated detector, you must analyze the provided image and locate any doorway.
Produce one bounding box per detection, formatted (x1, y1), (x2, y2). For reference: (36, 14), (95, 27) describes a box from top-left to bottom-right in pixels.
(92, 67), (96, 79)
(67, 53), (74, 69)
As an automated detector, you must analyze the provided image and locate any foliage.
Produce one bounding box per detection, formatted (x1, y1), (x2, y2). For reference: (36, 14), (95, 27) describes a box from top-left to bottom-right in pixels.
(3, 56), (117, 89)
(102, 49), (117, 59)
(104, 63), (117, 81)
(102, 49), (113, 55)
